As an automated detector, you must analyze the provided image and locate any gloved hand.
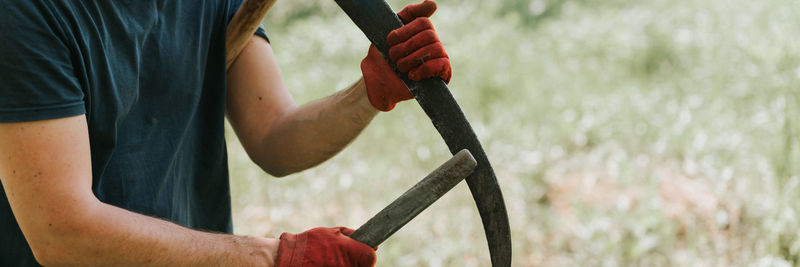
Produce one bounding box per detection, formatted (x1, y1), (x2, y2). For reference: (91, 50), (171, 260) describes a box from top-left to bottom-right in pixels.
(275, 227), (376, 267)
(360, 0), (452, 111)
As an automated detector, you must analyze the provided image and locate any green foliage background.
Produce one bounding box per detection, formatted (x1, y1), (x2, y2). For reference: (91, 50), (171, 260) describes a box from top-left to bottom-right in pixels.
(226, 0), (800, 265)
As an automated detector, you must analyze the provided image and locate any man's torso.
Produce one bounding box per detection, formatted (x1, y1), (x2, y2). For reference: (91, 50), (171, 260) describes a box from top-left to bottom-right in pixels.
(0, 0), (250, 264)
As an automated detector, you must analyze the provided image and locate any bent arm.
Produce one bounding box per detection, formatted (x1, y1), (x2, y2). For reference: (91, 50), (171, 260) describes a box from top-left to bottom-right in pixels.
(0, 115), (278, 266)
(226, 37), (379, 177)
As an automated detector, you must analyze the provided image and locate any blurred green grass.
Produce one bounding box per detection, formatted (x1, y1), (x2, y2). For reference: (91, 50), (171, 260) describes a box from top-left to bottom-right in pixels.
(225, 0), (800, 266)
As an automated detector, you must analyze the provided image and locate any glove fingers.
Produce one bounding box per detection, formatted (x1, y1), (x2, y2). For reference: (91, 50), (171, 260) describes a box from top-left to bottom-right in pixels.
(333, 227), (378, 267)
(408, 57), (451, 83)
(398, 42), (448, 74)
(387, 17), (434, 47)
(388, 29), (438, 64)
(354, 248), (378, 267)
(342, 235), (378, 267)
(397, 0), (437, 24)
(339, 227), (356, 236)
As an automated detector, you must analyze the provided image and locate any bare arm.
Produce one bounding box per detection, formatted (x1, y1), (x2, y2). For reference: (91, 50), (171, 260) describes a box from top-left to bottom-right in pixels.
(0, 115), (279, 266)
(226, 37), (379, 177)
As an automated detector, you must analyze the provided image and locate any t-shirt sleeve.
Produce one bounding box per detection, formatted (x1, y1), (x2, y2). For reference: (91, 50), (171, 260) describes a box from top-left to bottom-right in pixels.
(0, 2), (85, 123)
(254, 26), (269, 43)
(227, 0), (270, 43)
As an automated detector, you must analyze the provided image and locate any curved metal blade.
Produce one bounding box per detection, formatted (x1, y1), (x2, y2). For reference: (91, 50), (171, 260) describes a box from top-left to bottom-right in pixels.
(333, 0), (512, 265)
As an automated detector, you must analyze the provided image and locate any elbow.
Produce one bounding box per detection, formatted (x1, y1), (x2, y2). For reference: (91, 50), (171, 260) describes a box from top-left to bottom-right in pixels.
(254, 154), (304, 178)
(29, 245), (48, 266)
(256, 155), (329, 178)
(28, 228), (91, 267)
(27, 203), (100, 266)
(28, 231), (80, 266)
(32, 244), (92, 267)
(247, 140), (334, 177)
(266, 169), (293, 178)
(244, 146), (297, 178)
(258, 161), (298, 178)
(30, 245), (67, 267)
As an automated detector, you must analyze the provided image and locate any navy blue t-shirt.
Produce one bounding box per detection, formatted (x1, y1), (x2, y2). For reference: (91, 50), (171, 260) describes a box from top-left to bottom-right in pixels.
(0, 0), (267, 265)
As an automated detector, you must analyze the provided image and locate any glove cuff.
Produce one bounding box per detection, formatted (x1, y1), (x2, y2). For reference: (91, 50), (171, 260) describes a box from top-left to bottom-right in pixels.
(361, 57), (397, 112)
(275, 232), (307, 267)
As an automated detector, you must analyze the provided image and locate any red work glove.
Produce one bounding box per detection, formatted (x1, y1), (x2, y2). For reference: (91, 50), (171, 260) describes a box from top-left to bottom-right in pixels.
(360, 0), (452, 111)
(275, 227), (376, 267)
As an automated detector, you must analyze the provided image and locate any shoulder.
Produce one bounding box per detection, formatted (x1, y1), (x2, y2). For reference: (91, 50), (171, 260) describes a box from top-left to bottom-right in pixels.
(0, 1), (84, 123)
(0, 1), (71, 47)
(0, 1), (61, 25)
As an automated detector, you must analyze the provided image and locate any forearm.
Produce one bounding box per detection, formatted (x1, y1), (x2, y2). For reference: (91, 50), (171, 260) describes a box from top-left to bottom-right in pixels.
(225, 37), (380, 176)
(252, 78), (378, 176)
(0, 116), (278, 266)
(37, 200), (277, 266)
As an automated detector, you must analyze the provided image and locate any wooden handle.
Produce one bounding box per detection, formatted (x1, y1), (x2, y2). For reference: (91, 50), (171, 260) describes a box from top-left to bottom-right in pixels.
(225, 0), (277, 70)
(350, 149), (477, 247)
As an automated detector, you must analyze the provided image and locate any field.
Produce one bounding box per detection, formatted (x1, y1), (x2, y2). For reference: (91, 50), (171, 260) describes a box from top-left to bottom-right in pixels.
(226, 0), (800, 266)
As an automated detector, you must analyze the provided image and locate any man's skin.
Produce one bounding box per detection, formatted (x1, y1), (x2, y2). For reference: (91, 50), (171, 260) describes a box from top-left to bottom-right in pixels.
(0, 34), (377, 266)
(227, 37), (379, 176)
